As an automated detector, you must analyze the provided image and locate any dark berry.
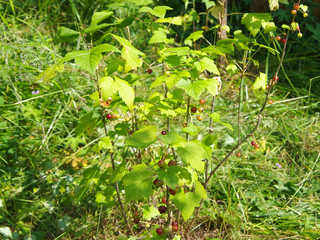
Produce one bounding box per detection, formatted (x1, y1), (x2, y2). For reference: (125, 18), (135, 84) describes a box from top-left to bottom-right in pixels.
(191, 106), (197, 113)
(158, 205), (167, 214)
(156, 227), (164, 235)
(168, 160), (177, 167)
(251, 141), (256, 146)
(147, 68), (153, 74)
(134, 218), (139, 224)
(172, 225), (179, 231)
(161, 130), (167, 135)
(169, 188), (176, 195)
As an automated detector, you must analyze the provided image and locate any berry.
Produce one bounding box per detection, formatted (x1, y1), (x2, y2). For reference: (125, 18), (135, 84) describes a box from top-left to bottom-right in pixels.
(191, 106), (197, 113)
(165, 71), (171, 76)
(156, 228), (164, 235)
(268, 99), (274, 104)
(266, 85), (270, 90)
(251, 141), (256, 146)
(172, 225), (179, 231)
(254, 144), (260, 149)
(125, 117), (131, 122)
(134, 217), (140, 224)
(106, 113), (113, 119)
(153, 179), (164, 187)
(291, 9), (297, 15)
(168, 160), (177, 167)
(303, 12), (308, 18)
(198, 107), (204, 113)
(114, 114), (120, 119)
(297, 33), (303, 38)
(293, 3), (300, 10)
(169, 188), (176, 195)
(109, 149), (114, 154)
(197, 115), (203, 121)
(273, 75), (279, 82)
(172, 221), (178, 226)
(161, 130), (167, 135)
(147, 68), (152, 74)
(236, 152), (241, 157)
(281, 38), (287, 44)
(162, 197), (167, 204)
(158, 205), (167, 214)
(158, 159), (165, 168)
(199, 99), (205, 105)
(153, 179), (159, 185)
(128, 129), (134, 135)
(276, 36), (281, 41)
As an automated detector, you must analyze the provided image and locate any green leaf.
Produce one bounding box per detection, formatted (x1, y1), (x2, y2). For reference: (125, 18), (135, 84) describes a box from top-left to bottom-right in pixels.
(122, 164), (154, 202)
(114, 123), (131, 136)
(62, 44), (117, 74)
(208, 112), (233, 130)
(0, 227), (12, 239)
(152, 6), (173, 18)
(194, 57), (220, 75)
(112, 34), (145, 70)
(37, 64), (64, 83)
(241, 13), (273, 37)
(172, 181), (207, 220)
(149, 30), (167, 44)
(268, 0), (279, 11)
(95, 186), (116, 207)
(91, 11), (113, 25)
(99, 77), (118, 99)
(156, 16), (183, 25)
(185, 31), (203, 42)
(206, 77), (221, 96)
(202, 134), (218, 147)
(142, 205), (160, 220)
(177, 141), (206, 172)
(98, 137), (112, 150)
(252, 72), (267, 91)
(125, 126), (157, 148)
(158, 166), (180, 189)
(176, 79), (208, 100)
(159, 131), (186, 147)
(59, 27), (80, 42)
(166, 74), (181, 89)
(75, 112), (100, 135)
(182, 124), (200, 136)
(114, 77), (135, 109)
(216, 39), (236, 55)
(262, 22), (277, 33)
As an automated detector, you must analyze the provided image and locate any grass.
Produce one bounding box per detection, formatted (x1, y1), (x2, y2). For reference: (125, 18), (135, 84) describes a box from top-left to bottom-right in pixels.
(1, 3), (320, 240)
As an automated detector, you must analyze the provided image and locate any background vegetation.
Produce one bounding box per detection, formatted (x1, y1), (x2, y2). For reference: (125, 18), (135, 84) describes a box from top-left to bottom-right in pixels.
(1, 0), (320, 239)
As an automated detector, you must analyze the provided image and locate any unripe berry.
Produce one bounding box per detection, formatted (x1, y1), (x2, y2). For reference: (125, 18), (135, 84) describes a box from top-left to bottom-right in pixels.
(293, 3), (300, 10)
(303, 13), (308, 18)
(297, 33), (303, 38)
(291, 9), (297, 15)
(276, 36), (281, 41)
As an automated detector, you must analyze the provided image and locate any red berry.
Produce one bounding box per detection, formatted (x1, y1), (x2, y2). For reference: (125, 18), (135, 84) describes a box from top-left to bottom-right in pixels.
(291, 9), (297, 15)
(106, 113), (113, 119)
(156, 227), (164, 235)
(134, 217), (139, 224)
(281, 38), (287, 44)
(172, 225), (179, 231)
(236, 152), (241, 157)
(168, 160), (177, 167)
(158, 205), (167, 214)
(293, 3), (300, 10)
(197, 115), (203, 121)
(162, 197), (167, 204)
(251, 141), (256, 146)
(147, 68), (152, 74)
(276, 36), (281, 41)
(128, 129), (134, 135)
(158, 159), (165, 168)
(254, 144), (260, 149)
(153, 179), (159, 185)
(161, 130), (167, 135)
(134, 211), (139, 216)
(266, 85), (270, 90)
(191, 106), (197, 113)
(172, 221), (178, 226)
(199, 99), (205, 105)
(268, 99), (274, 104)
(169, 188), (176, 195)
(273, 75), (279, 82)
